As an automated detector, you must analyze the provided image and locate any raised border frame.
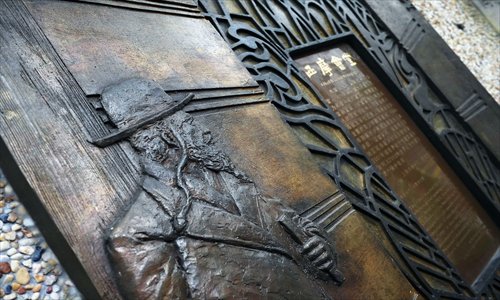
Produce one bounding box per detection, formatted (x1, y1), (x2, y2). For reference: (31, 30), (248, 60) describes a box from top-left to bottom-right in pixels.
(198, 0), (500, 298)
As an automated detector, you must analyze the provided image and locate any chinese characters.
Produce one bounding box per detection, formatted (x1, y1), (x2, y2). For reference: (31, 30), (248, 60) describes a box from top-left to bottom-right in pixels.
(303, 52), (357, 78)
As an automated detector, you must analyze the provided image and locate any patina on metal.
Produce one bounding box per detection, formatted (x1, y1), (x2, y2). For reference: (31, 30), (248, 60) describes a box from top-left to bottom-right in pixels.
(92, 78), (344, 299)
(1, 0), (499, 299)
(295, 43), (500, 286)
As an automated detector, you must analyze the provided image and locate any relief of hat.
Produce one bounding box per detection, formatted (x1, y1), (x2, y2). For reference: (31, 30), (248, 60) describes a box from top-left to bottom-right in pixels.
(89, 78), (194, 148)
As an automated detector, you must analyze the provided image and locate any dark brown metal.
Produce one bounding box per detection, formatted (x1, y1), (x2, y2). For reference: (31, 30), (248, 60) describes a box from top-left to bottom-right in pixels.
(0, 0), (498, 299)
(97, 78), (343, 298)
(294, 43), (500, 286)
(88, 79), (195, 147)
(198, 0), (499, 298)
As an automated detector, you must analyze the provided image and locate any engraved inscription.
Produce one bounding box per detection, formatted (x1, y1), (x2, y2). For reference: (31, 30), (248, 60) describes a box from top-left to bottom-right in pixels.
(296, 44), (500, 284)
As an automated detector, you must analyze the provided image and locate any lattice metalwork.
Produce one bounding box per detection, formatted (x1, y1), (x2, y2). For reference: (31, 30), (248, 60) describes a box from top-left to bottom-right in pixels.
(198, 0), (488, 298)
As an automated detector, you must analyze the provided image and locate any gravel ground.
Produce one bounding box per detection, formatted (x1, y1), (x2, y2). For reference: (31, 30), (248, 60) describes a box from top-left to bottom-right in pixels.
(0, 1), (498, 299)
(0, 171), (81, 300)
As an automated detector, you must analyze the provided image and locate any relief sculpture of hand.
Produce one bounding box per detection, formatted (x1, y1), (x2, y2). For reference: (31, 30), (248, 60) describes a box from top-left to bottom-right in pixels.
(279, 214), (345, 285)
(301, 235), (335, 273)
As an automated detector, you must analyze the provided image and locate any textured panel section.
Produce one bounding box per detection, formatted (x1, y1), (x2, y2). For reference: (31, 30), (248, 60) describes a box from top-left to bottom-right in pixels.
(365, 0), (500, 164)
(26, 0), (258, 95)
(0, 1), (141, 298)
(76, 0), (202, 18)
(198, 0), (487, 298)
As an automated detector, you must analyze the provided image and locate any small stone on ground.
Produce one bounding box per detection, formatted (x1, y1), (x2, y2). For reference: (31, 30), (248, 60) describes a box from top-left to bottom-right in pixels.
(0, 171), (82, 299)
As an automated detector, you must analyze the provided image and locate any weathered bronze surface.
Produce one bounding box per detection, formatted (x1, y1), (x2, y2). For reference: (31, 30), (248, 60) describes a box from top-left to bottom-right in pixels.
(202, 0), (500, 296)
(98, 78), (344, 298)
(26, 0), (256, 95)
(1, 0), (499, 299)
(295, 43), (500, 285)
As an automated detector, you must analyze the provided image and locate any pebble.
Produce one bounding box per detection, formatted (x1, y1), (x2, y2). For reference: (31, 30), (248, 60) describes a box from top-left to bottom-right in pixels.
(4, 185), (13, 194)
(21, 228), (33, 238)
(12, 282), (20, 291)
(4, 231), (16, 241)
(0, 261), (11, 273)
(0, 213), (8, 223)
(45, 274), (58, 285)
(7, 212), (18, 223)
(32, 246), (44, 262)
(32, 292), (40, 299)
(47, 285), (53, 294)
(44, 263), (55, 275)
(32, 262), (42, 274)
(11, 224), (21, 231)
(47, 258), (58, 266)
(22, 217), (34, 227)
(41, 251), (53, 262)
(22, 259), (32, 268)
(4, 292), (16, 300)
(15, 267), (30, 285)
(6, 248), (16, 256)
(0, 240), (10, 250)
(5, 284), (12, 294)
(34, 274), (44, 283)
(10, 253), (23, 260)
(17, 287), (26, 295)
(32, 284), (42, 292)
(19, 245), (34, 255)
(2, 223), (11, 232)
(52, 284), (61, 293)
(18, 238), (36, 246)
(3, 274), (14, 284)
(10, 260), (20, 272)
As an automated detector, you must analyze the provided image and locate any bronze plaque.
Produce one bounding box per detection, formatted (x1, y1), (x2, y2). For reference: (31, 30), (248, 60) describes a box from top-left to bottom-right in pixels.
(26, 0), (257, 95)
(295, 44), (500, 284)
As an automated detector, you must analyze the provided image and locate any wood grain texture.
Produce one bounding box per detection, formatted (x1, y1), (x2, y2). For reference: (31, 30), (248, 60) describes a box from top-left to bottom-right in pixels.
(0, 1), (141, 298)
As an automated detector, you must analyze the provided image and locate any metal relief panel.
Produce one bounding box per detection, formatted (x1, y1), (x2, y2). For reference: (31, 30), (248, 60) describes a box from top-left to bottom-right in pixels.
(198, 0), (499, 298)
(26, 0), (257, 95)
(5, 0), (369, 298)
(364, 0), (500, 184)
(294, 43), (500, 285)
(1, 0), (497, 298)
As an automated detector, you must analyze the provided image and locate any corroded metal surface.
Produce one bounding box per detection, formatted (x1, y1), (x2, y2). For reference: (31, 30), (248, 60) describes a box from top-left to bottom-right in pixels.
(98, 78), (343, 298)
(295, 43), (500, 285)
(26, 0), (257, 95)
(0, 0), (498, 298)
